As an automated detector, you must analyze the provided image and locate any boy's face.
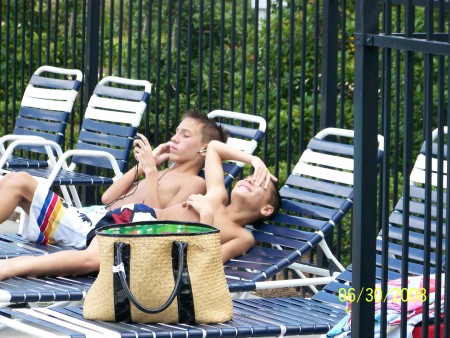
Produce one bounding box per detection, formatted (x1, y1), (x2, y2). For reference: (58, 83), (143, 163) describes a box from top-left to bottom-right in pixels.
(169, 117), (206, 163)
(231, 176), (275, 214)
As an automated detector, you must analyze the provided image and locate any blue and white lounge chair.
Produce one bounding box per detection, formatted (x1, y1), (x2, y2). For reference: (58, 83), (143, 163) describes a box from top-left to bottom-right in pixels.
(207, 109), (267, 187)
(0, 76), (152, 208)
(228, 128), (384, 296)
(0, 296), (347, 337)
(0, 65), (83, 169)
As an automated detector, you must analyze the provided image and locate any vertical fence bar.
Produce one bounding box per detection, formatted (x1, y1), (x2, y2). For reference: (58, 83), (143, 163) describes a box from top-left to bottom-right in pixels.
(218, 0), (225, 109)
(136, 0), (143, 79)
(274, 0), (282, 178)
(434, 2), (446, 334)
(46, 0), (50, 65)
(338, 0), (346, 128)
(286, 0), (295, 174)
(20, 0), (25, 92)
(175, 0), (182, 120)
(444, 4), (450, 337)
(207, 0), (214, 112)
(240, 0), (248, 114)
(197, 0), (204, 108)
(83, 0), (100, 205)
(229, 0), (236, 111)
(64, 0), (69, 66)
(145, 0), (153, 138)
(320, 0), (338, 129)
(251, 0), (259, 124)
(400, 0), (414, 335)
(126, 0), (133, 79)
(421, 0), (434, 333)
(3, 0), (9, 132)
(153, 2), (162, 145)
(164, 0), (173, 140)
(312, 0), (320, 135)
(300, 0), (308, 144)
(53, 0), (59, 64)
(117, 0), (123, 76)
(12, 0), (18, 116)
(380, 2), (392, 335)
(186, 0), (193, 111)
(262, 0), (270, 163)
(353, 0), (379, 335)
(108, 0), (114, 75)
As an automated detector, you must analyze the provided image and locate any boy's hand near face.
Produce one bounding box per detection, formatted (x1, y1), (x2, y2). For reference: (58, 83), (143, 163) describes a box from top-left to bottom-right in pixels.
(182, 194), (214, 225)
(250, 156), (278, 189)
(152, 141), (172, 165)
(133, 133), (158, 177)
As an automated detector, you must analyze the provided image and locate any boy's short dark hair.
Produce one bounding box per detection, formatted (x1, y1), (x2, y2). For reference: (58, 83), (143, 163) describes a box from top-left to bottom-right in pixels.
(183, 110), (228, 144)
(253, 180), (281, 225)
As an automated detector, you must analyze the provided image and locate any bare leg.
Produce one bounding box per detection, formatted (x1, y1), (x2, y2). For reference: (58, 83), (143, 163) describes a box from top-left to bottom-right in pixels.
(0, 237), (100, 281)
(0, 172), (38, 224)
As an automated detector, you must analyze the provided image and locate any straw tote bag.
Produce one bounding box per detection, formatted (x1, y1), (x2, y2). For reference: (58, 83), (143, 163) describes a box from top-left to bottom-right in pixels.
(83, 221), (233, 324)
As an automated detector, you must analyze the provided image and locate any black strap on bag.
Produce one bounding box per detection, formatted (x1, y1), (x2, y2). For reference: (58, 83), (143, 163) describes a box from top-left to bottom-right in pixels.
(113, 241), (189, 321)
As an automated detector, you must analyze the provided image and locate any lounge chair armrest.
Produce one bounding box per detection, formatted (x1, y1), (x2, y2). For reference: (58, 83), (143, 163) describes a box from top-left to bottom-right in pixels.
(0, 135), (47, 153)
(42, 149), (124, 190)
(0, 138), (63, 170)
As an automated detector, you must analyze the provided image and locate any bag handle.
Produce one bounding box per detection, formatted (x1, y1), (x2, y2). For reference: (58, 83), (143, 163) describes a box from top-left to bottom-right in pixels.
(114, 241), (187, 314)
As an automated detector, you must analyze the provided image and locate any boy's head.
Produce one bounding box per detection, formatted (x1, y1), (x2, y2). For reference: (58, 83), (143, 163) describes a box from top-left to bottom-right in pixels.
(232, 176), (281, 224)
(169, 110), (227, 164)
(183, 110), (228, 144)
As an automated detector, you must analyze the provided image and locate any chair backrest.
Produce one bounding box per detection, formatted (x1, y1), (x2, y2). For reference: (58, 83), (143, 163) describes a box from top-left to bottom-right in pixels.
(13, 65), (83, 154)
(71, 76), (152, 173)
(377, 127), (448, 278)
(410, 127), (448, 188)
(207, 110), (266, 187)
(225, 128), (384, 286)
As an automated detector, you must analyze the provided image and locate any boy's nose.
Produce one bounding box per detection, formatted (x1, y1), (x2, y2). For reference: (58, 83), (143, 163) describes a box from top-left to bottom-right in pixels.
(245, 176), (256, 184)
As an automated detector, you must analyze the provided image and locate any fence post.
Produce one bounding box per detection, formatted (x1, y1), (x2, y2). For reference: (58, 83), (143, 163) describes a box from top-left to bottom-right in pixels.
(83, 0), (101, 205)
(352, 0), (379, 336)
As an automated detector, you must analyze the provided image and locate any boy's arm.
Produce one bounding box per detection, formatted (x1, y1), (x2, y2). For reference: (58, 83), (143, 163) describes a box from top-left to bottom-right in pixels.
(220, 229), (255, 263)
(102, 135), (171, 209)
(133, 134), (164, 209)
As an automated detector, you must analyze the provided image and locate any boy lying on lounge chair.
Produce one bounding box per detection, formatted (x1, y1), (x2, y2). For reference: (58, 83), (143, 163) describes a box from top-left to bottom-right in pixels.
(0, 110), (226, 247)
(0, 140), (280, 280)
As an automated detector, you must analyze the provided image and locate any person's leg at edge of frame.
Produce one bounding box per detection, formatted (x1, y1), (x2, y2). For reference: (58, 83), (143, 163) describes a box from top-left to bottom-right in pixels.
(0, 172), (39, 224)
(0, 235), (101, 281)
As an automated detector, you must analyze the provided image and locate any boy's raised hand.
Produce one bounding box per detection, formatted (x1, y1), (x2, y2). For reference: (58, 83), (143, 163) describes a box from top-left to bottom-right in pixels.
(250, 155), (278, 189)
(133, 133), (157, 176)
(152, 141), (172, 165)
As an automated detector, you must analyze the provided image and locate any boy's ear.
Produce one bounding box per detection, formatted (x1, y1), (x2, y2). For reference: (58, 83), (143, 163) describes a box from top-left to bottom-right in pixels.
(260, 204), (274, 217)
(199, 144), (208, 156)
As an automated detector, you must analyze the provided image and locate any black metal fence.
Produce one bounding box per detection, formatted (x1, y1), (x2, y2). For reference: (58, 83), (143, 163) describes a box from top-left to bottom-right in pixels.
(0, 1), (354, 177)
(0, 0), (354, 263)
(353, 0), (450, 337)
(2, 0), (448, 335)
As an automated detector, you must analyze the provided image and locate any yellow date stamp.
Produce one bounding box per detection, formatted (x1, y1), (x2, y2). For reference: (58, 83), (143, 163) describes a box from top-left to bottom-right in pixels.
(338, 287), (427, 303)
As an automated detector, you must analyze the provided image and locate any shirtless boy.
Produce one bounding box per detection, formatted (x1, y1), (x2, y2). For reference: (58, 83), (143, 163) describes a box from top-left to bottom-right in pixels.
(102, 110), (228, 210)
(0, 110), (226, 248)
(0, 140), (280, 280)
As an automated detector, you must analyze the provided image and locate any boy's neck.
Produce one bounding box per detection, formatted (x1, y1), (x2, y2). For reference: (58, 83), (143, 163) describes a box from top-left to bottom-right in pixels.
(167, 159), (204, 176)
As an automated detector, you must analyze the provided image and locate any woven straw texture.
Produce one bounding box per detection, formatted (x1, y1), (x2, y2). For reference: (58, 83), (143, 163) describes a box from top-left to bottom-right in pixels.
(83, 228), (233, 324)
